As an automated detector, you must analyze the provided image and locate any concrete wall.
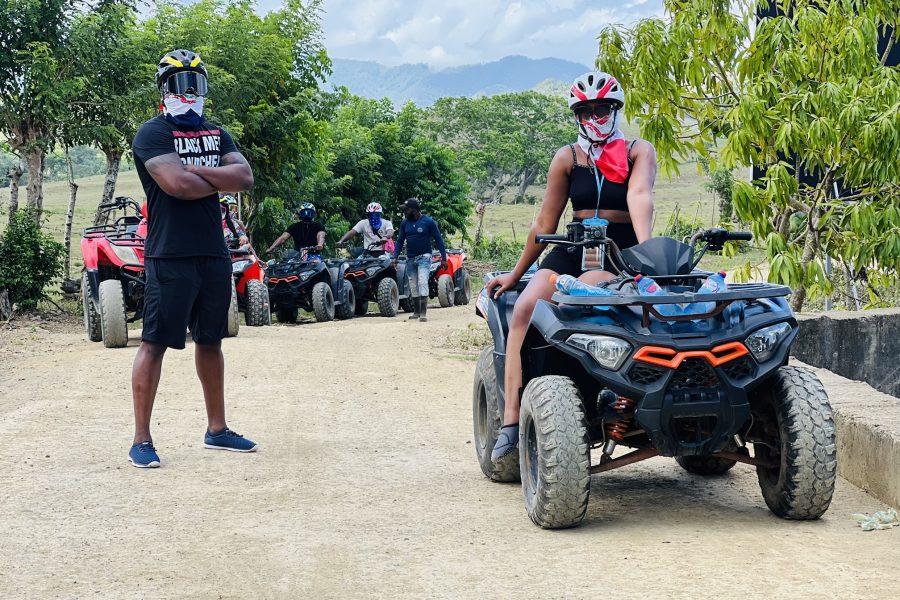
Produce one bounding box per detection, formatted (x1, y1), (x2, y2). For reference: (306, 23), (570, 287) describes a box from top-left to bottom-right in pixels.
(793, 309), (900, 399)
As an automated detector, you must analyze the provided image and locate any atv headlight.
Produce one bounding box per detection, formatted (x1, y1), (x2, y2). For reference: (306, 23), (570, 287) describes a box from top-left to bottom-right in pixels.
(746, 322), (792, 362)
(430, 261), (440, 272)
(110, 244), (139, 264)
(232, 260), (251, 273)
(299, 271), (312, 281)
(365, 266), (381, 276)
(566, 334), (632, 370)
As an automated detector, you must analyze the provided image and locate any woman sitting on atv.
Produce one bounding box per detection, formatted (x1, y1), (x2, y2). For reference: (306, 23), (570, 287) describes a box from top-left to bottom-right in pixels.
(486, 71), (657, 463)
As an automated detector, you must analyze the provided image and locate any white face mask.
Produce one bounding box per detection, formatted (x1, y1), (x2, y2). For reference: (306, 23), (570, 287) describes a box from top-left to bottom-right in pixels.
(578, 110), (618, 145)
(163, 94), (204, 117)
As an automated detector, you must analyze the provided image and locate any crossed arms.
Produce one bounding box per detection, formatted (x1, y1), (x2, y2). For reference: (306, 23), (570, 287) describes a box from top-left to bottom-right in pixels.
(144, 152), (254, 200)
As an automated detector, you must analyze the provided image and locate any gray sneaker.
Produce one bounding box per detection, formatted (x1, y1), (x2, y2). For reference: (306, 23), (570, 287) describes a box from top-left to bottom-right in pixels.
(491, 425), (519, 463)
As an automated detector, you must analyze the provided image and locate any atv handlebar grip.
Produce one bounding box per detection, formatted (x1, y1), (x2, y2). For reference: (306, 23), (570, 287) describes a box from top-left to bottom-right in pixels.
(536, 234), (568, 243)
(727, 232), (753, 241)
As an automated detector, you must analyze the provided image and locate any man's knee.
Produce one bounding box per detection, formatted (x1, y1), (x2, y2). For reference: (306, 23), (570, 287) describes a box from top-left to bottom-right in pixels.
(139, 341), (167, 360)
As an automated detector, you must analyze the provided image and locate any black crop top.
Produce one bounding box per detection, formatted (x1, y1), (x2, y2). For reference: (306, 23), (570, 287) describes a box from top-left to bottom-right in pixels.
(568, 142), (635, 213)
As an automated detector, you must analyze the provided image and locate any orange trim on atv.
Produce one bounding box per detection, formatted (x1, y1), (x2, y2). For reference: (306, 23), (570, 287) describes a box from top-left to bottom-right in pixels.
(268, 276), (300, 284)
(633, 342), (749, 369)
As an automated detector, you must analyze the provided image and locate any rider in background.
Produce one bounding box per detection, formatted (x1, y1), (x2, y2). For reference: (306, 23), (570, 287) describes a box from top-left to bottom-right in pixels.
(336, 202), (395, 256)
(485, 71), (657, 464)
(392, 198), (447, 322)
(220, 195), (251, 252)
(266, 202), (326, 261)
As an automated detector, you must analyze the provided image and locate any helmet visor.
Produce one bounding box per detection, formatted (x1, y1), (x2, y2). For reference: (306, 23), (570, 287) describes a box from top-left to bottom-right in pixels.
(574, 102), (614, 123)
(163, 71), (208, 96)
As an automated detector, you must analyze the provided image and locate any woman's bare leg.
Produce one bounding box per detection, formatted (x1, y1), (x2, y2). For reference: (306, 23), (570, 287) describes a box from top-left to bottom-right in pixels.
(501, 270), (559, 426)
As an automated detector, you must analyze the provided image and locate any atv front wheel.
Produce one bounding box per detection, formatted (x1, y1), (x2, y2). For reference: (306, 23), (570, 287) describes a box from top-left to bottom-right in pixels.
(226, 279), (240, 337)
(437, 274), (455, 308)
(454, 268), (472, 305)
(82, 271), (101, 342)
(277, 307), (298, 324)
(245, 279), (270, 327)
(335, 281), (355, 320)
(472, 347), (520, 482)
(312, 281), (335, 322)
(676, 454), (738, 476)
(376, 277), (399, 317)
(98, 279), (128, 348)
(520, 376), (591, 529)
(753, 366), (837, 520)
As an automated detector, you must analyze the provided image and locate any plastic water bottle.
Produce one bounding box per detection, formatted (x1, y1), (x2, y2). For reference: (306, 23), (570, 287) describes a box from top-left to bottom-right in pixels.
(552, 274), (618, 297)
(686, 271), (727, 318)
(634, 274), (681, 317)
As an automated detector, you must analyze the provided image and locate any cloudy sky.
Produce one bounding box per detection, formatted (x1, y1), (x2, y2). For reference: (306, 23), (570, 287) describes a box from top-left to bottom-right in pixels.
(262, 0), (665, 69)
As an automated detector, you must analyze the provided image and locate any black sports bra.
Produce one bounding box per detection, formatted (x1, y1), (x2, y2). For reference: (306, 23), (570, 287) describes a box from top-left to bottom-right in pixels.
(568, 142), (635, 213)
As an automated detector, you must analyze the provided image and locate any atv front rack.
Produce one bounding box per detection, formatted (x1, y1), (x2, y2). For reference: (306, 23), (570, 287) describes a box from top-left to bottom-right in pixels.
(553, 282), (792, 327)
(82, 224), (145, 247)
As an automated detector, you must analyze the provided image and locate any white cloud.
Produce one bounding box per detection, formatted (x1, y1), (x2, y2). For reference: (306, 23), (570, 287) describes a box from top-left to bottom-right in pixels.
(318, 0), (664, 67)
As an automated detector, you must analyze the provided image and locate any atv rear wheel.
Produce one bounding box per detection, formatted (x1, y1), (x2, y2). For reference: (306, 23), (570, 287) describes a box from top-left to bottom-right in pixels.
(454, 268), (472, 305)
(376, 277), (399, 317)
(354, 297), (369, 316)
(245, 279), (270, 327)
(520, 376), (591, 529)
(312, 281), (335, 322)
(753, 366), (837, 520)
(472, 347), (520, 482)
(437, 274), (455, 308)
(226, 279), (240, 337)
(335, 281), (355, 320)
(98, 279), (128, 348)
(277, 307), (298, 324)
(82, 271), (101, 342)
(676, 454), (738, 476)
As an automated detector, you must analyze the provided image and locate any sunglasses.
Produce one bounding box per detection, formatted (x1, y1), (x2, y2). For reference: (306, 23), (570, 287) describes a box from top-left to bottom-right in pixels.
(574, 103), (614, 122)
(162, 71), (209, 97)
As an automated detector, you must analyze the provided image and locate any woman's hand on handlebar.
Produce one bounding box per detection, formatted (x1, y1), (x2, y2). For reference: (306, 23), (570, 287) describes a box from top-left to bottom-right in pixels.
(486, 272), (519, 299)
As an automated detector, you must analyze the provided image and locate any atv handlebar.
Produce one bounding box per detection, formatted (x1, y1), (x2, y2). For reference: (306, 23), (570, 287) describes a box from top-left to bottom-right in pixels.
(535, 234), (569, 244)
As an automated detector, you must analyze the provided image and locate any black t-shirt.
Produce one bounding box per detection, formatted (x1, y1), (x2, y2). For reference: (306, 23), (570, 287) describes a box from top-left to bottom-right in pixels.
(286, 221), (326, 249)
(132, 114), (239, 258)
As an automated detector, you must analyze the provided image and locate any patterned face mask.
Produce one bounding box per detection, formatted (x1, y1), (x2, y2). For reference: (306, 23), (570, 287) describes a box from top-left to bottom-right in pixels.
(368, 212), (382, 232)
(163, 94), (204, 127)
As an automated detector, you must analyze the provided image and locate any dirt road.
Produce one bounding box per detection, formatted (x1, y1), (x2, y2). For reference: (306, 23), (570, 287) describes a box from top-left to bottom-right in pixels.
(1, 306), (897, 599)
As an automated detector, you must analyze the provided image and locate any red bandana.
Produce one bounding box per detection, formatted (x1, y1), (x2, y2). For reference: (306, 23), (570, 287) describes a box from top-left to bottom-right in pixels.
(577, 131), (630, 184)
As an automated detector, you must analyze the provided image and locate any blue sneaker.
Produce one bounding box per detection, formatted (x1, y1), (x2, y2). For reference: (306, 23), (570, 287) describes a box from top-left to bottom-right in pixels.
(204, 428), (257, 452)
(129, 441), (161, 468)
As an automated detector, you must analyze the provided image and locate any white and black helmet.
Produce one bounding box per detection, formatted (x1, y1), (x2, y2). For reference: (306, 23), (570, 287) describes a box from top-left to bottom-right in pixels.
(567, 71), (624, 110)
(366, 202), (382, 213)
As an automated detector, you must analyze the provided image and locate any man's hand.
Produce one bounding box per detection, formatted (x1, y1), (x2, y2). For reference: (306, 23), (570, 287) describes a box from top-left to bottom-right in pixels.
(440, 259), (448, 270)
(315, 244), (324, 252)
(185, 153), (254, 192)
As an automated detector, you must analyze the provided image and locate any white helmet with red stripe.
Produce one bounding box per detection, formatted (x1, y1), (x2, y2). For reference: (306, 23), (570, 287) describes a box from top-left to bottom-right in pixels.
(567, 71), (624, 109)
(366, 202), (382, 213)
(568, 71), (624, 144)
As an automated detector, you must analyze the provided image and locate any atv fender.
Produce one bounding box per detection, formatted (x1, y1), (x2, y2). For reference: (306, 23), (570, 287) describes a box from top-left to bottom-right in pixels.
(334, 261), (352, 305)
(83, 269), (101, 306)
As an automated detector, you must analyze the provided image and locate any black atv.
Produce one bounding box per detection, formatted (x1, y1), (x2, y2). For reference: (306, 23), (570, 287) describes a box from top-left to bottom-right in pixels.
(265, 247), (354, 323)
(474, 222), (837, 529)
(341, 241), (404, 317)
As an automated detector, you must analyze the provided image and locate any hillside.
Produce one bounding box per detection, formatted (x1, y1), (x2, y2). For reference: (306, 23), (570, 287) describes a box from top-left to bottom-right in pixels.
(325, 55), (590, 106)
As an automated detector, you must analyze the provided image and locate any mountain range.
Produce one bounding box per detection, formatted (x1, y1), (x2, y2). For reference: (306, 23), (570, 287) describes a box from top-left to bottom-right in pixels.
(324, 55), (590, 106)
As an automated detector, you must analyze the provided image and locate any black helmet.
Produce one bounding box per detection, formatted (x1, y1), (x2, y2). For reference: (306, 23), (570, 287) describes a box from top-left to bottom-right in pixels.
(156, 49), (209, 96)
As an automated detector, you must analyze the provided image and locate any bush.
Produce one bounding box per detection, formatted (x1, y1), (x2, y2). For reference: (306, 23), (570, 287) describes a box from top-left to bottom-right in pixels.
(0, 212), (64, 310)
(471, 235), (523, 271)
(662, 213), (704, 243)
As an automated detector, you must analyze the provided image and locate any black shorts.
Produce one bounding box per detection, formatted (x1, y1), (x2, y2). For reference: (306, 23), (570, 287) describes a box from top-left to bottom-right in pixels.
(142, 256), (232, 349)
(539, 223), (639, 277)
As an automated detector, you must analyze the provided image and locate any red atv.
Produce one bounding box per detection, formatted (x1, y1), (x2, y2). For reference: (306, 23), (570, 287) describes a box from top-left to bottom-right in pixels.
(230, 246), (270, 326)
(430, 249), (472, 307)
(80, 197), (148, 348)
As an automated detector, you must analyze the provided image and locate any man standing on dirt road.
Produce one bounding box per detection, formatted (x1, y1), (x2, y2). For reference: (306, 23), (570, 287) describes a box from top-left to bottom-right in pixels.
(392, 198), (447, 322)
(128, 49), (257, 468)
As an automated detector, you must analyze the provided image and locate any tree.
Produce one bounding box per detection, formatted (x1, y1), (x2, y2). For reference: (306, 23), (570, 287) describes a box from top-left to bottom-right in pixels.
(427, 92), (572, 205)
(0, 1), (135, 223)
(598, 0), (900, 310)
